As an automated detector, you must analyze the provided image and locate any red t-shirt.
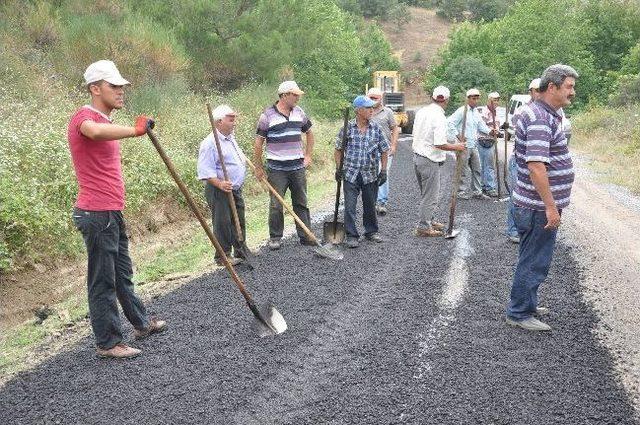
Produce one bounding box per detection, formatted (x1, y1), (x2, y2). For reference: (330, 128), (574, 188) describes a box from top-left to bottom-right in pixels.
(68, 106), (125, 211)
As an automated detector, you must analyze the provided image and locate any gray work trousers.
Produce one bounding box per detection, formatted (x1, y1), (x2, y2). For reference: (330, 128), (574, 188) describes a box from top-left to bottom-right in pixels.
(414, 154), (443, 230)
(204, 183), (246, 260)
(459, 146), (482, 195)
(267, 167), (311, 242)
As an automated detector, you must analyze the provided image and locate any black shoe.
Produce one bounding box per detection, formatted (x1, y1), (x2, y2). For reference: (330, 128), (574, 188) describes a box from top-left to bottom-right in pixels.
(365, 233), (384, 243)
(300, 238), (316, 246)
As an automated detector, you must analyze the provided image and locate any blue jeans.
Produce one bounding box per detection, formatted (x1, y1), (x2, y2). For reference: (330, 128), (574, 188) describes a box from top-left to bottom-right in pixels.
(477, 144), (497, 191)
(376, 155), (393, 205)
(505, 156), (518, 237)
(343, 173), (379, 238)
(506, 207), (559, 320)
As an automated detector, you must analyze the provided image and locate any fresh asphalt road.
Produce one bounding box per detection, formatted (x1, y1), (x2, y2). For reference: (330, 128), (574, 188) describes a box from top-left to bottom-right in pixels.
(0, 136), (636, 424)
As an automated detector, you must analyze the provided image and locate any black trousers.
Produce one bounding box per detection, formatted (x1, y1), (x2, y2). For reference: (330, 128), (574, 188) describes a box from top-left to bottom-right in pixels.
(266, 167), (311, 242)
(204, 183), (246, 259)
(72, 208), (149, 349)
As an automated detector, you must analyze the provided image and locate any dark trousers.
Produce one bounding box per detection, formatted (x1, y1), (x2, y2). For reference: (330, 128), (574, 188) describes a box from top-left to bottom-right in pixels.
(267, 167), (311, 242)
(204, 183), (246, 259)
(343, 173), (379, 239)
(72, 208), (149, 349)
(507, 207), (560, 320)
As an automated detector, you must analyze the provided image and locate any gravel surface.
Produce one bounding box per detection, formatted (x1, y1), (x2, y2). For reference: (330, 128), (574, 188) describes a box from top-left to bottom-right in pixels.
(0, 137), (636, 424)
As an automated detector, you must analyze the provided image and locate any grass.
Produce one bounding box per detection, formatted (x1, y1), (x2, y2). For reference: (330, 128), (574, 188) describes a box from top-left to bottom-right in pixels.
(571, 103), (640, 193)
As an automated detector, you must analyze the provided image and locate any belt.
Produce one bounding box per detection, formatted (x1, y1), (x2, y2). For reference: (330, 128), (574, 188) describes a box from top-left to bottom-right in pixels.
(413, 152), (444, 165)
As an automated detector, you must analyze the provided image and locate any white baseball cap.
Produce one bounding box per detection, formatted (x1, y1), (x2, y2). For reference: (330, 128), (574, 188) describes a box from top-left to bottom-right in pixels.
(211, 104), (238, 120)
(84, 60), (130, 86)
(466, 88), (481, 97)
(277, 80), (304, 95)
(529, 78), (541, 90)
(432, 86), (450, 100)
(488, 92), (500, 99)
(367, 87), (383, 98)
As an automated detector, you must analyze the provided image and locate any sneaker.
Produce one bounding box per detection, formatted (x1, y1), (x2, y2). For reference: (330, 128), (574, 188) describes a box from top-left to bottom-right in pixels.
(457, 192), (473, 200)
(216, 257), (242, 267)
(487, 190), (499, 198)
(508, 235), (520, 243)
(96, 343), (141, 359)
(134, 319), (167, 339)
(268, 239), (282, 250)
(415, 228), (444, 237)
(365, 233), (384, 243)
(473, 192), (491, 200)
(346, 237), (360, 248)
(534, 306), (550, 316)
(376, 204), (387, 216)
(506, 316), (551, 331)
(431, 221), (445, 231)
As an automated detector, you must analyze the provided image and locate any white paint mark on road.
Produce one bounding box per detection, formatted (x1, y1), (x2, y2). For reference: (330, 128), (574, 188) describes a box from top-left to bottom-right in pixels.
(414, 228), (473, 379)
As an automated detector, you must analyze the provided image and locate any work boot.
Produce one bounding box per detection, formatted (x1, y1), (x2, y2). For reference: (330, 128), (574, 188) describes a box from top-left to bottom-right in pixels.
(299, 238), (316, 246)
(431, 221), (445, 231)
(534, 306), (550, 316)
(346, 237), (360, 248)
(365, 233), (384, 243)
(268, 239), (282, 250)
(487, 190), (499, 198)
(506, 316), (551, 331)
(134, 318), (167, 339)
(458, 192), (473, 200)
(415, 228), (444, 237)
(96, 343), (141, 359)
(473, 192), (491, 200)
(216, 256), (242, 267)
(376, 203), (387, 216)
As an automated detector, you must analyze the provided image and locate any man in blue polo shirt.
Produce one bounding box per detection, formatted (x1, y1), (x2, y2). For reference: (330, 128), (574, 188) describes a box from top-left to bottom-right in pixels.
(254, 81), (315, 250)
(335, 95), (390, 248)
(506, 64), (578, 331)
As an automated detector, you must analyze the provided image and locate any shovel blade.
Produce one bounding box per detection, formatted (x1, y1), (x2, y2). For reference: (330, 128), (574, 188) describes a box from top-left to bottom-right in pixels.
(322, 221), (345, 245)
(444, 229), (460, 239)
(313, 243), (344, 261)
(253, 302), (287, 338)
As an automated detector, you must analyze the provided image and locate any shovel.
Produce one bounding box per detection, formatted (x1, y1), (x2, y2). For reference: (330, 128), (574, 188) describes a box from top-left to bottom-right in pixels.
(241, 155), (343, 261)
(322, 107), (349, 245)
(146, 126), (286, 337)
(205, 103), (253, 269)
(445, 104), (468, 239)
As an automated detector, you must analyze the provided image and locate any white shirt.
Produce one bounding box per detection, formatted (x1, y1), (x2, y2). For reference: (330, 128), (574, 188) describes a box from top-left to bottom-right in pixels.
(412, 103), (448, 163)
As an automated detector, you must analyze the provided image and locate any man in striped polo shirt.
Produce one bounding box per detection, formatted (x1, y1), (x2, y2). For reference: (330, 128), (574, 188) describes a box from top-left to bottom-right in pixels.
(506, 64), (578, 331)
(254, 81), (315, 250)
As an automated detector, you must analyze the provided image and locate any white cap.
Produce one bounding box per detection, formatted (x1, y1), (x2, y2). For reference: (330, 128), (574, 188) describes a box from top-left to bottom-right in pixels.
(529, 78), (541, 90)
(432, 86), (450, 100)
(367, 87), (383, 97)
(277, 80), (304, 95)
(488, 92), (500, 99)
(211, 104), (237, 120)
(466, 88), (481, 97)
(84, 60), (130, 86)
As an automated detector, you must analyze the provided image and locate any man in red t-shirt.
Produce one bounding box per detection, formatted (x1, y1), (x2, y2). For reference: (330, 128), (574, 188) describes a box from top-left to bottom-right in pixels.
(68, 60), (166, 359)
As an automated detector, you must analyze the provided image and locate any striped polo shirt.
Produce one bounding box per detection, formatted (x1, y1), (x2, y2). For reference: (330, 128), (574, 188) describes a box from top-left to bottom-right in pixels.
(513, 100), (574, 210)
(256, 104), (312, 171)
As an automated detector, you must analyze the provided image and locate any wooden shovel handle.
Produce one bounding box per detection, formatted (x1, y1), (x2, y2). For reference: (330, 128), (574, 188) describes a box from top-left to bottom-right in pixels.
(206, 103), (244, 243)
(243, 156), (320, 246)
(146, 128), (255, 305)
(447, 104), (468, 235)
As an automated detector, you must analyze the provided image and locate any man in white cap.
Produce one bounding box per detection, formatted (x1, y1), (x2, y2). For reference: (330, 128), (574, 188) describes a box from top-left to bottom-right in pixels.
(412, 86), (466, 237)
(478, 91), (503, 197)
(254, 81), (315, 250)
(447, 88), (494, 199)
(366, 87), (399, 216)
(198, 105), (247, 266)
(68, 60), (166, 359)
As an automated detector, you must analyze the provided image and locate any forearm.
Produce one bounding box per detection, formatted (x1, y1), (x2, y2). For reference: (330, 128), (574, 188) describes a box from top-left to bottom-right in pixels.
(528, 162), (556, 209)
(391, 127), (400, 151)
(81, 122), (136, 141)
(380, 151), (388, 170)
(334, 149), (342, 167)
(304, 130), (315, 156)
(253, 137), (264, 166)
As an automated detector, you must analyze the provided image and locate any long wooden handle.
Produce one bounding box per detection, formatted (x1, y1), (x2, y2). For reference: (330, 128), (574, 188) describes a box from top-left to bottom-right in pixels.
(446, 103), (469, 234)
(243, 155), (319, 245)
(146, 129), (255, 305)
(334, 107), (350, 227)
(206, 104), (244, 243)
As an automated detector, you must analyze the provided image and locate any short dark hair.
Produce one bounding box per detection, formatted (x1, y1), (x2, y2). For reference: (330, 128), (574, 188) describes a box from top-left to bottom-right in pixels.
(539, 64), (579, 92)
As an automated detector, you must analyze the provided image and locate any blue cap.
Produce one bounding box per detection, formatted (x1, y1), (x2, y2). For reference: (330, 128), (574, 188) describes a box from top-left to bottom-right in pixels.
(353, 95), (376, 109)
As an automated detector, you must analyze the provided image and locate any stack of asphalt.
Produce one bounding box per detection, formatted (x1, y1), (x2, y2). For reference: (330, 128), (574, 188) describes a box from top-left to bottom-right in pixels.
(0, 136), (635, 424)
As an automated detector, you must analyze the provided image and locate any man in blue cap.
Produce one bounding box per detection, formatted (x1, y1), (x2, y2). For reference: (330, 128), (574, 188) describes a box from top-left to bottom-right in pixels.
(335, 95), (390, 248)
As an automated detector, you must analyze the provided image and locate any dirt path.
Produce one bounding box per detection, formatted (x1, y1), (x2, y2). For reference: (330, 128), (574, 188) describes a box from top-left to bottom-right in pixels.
(379, 8), (452, 106)
(0, 136), (636, 424)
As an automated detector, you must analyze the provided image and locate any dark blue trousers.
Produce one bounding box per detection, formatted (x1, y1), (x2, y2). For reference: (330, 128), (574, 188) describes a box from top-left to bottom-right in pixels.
(343, 173), (379, 239)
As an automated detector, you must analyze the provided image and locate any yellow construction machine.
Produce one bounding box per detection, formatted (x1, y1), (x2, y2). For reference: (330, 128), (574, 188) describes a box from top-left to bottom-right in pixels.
(370, 71), (415, 134)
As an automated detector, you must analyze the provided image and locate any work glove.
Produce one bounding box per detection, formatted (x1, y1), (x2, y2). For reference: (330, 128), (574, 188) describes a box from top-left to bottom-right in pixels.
(335, 168), (343, 182)
(377, 170), (387, 187)
(134, 115), (155, 136)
